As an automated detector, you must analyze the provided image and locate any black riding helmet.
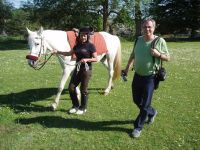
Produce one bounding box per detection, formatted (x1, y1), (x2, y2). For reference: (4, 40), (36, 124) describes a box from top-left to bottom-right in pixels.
(78, 27), (94, 42)
(79, 27), (93, 34)
(79, 27), (90, 34)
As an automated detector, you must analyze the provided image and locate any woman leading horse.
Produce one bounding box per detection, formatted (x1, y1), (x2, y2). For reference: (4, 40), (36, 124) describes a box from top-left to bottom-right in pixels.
(52, 27), (97, 114)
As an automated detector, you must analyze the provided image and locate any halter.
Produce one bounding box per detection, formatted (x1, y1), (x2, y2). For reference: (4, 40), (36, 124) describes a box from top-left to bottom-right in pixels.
(26, 36), (53, 70)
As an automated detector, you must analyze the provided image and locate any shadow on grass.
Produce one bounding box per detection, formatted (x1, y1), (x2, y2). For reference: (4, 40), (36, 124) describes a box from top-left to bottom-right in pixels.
(0, 87), (107, 113)
(0, 88), (68, 112)
(16, 116), (133, 133)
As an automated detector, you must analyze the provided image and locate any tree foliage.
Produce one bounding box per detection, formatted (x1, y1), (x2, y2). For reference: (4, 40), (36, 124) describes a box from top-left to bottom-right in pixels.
(150, 0), (200, 36)
(23, 0), (135, 32)
(0, 0), (12, 34)
(2, 0), (199, 38)
(30, 0), (101, 30)
(6, 9), (38, 36)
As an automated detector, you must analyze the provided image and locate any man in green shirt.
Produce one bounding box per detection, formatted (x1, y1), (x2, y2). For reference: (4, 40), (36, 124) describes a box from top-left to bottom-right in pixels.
(123, 18), (170, 138)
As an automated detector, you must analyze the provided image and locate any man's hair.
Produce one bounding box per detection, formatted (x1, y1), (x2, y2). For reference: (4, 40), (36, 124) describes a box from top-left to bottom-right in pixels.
(142, 18), (156, 28)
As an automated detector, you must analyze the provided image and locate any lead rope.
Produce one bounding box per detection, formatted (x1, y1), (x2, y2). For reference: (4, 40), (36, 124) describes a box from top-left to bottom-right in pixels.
(76, 62), (89, 74)
(33, 53), (53, 70)
(57, 55), (89, 72)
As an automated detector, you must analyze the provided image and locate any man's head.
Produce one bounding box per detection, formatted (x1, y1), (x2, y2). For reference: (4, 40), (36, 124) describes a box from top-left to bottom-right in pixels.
(141, 18), (156, 37)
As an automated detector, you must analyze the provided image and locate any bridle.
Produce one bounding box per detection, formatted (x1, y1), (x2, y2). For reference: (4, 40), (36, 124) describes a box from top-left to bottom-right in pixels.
(26, 36), (53, 70)
(26, 32), (88, 71)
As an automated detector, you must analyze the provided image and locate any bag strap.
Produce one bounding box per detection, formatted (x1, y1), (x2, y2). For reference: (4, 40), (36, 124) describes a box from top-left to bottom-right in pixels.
(151, 37), (163, 68)
(151, 36), (160, 48)
(133, 37), (138, 50)
(131, 37), (138, 71)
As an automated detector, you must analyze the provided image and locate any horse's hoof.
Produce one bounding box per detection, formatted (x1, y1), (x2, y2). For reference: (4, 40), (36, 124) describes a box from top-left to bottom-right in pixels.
(51, 103), (57, 111)
(104, 92), (109, 96)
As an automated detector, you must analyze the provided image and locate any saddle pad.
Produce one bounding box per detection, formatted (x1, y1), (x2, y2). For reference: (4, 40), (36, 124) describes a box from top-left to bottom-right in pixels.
(67, 31), (77, 50)
(66, 31), (108, 55)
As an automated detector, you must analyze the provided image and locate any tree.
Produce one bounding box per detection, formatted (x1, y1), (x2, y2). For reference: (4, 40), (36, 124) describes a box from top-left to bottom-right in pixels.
(149, 0), (200, 36)
(134, 0), (154, 37)
(25, 0), (133, 31)
(27, 0), (102, 30)
(0, 0), (12, 34)
(6, 9), (37, 35)
(135, 0), (142, 36)
(3, 0), (154, 37)
(112, 7), (135, 37)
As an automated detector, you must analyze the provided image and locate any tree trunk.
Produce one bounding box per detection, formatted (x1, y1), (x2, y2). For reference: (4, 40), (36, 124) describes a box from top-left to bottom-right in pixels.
(102, 0), (109, 31)
(135, 0), (142, 37)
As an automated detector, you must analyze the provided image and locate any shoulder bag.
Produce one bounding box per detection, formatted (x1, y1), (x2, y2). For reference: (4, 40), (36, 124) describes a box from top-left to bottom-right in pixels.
(151, 37), (167, 90)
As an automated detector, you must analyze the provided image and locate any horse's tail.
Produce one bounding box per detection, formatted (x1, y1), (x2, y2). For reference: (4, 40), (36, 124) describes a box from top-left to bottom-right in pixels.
(113, 37), (122, 80)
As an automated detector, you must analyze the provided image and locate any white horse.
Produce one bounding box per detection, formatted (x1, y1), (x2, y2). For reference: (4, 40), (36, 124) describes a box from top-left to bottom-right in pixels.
(26, 27), (121, 110)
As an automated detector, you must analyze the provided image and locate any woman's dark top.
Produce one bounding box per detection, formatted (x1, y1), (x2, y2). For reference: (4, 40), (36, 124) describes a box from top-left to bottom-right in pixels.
(73, 42), (96, 70)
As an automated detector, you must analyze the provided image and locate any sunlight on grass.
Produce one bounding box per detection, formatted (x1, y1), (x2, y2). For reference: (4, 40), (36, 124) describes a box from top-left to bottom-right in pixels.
(0, 38), (200, 149)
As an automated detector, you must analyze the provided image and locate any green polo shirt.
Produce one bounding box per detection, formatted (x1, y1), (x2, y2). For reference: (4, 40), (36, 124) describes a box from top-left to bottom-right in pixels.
(130, 36), (169, 76)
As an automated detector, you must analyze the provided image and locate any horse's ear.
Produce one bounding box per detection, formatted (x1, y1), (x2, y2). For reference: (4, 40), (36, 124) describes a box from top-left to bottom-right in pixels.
(26, 27), (33, 34)
(38, 26), (43, 35)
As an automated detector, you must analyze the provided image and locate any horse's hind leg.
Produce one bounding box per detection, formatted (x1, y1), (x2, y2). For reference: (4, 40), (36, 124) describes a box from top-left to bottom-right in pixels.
(101, 55), (114, 95)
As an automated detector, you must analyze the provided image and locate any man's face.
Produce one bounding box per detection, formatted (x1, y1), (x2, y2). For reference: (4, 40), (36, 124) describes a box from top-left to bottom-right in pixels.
(142, 21), (155, 36)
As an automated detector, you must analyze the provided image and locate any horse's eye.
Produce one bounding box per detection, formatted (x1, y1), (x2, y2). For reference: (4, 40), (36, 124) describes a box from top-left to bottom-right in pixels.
(35, 43), (39, 46)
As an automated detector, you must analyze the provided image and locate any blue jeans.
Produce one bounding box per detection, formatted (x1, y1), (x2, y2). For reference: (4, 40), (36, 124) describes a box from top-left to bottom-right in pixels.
(132, 73), (156, 130)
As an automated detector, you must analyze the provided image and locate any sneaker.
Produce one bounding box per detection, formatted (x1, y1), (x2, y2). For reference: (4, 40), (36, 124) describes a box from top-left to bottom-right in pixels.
(148, 110), (158, 124)
(76, 109), (87, 115)
(132, 129), (141, 138)
(68, 107), (78, 114)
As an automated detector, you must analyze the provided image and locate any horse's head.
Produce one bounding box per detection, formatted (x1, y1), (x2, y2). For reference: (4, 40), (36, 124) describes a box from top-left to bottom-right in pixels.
(26, 27), (48, 69)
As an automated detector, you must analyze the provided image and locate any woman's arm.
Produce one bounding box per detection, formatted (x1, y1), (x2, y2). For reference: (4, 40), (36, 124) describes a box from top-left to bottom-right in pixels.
(52, 49), (74, 56)
(80, 52), (98, 63)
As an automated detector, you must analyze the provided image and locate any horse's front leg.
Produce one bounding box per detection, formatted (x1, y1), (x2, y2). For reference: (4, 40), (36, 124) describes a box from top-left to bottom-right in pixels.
(51, 68), (72, 111)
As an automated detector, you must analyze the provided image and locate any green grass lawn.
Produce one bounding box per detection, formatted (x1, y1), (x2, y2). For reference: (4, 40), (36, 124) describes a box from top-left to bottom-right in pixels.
(0, 37), (199, 150)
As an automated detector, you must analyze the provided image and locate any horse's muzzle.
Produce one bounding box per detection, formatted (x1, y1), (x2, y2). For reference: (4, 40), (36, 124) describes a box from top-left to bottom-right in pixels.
(26, 55), (38, 61)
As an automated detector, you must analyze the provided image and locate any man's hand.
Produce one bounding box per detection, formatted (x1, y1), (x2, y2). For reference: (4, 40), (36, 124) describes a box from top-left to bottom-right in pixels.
(151, 48), (160, 57)
(121, 70), (128, 81)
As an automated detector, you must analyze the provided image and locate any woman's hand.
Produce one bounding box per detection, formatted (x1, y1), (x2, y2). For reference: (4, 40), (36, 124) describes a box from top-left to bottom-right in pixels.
(80, 52), (98, 63)
(52, 49), (58, 55)
(80, 58), (88, 63)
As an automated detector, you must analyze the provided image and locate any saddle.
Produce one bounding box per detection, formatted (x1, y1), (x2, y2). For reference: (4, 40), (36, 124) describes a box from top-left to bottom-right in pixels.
(66, 31), (108, 55)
